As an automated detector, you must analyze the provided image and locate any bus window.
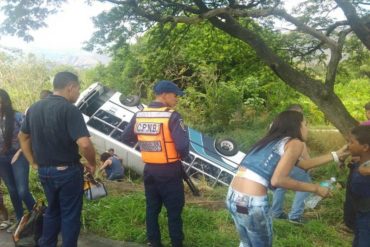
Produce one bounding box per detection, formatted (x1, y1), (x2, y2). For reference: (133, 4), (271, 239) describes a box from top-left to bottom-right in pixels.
(193, 159), (221, 178)
(78, 86), (114, 117)
(110, 121), (137, 148)
(186, 158), (221, 185)
(94, 110), (121, 127)
(218, 171), (234, 185)
(87, 118), (114, 135)
(110, 121), (128, 140)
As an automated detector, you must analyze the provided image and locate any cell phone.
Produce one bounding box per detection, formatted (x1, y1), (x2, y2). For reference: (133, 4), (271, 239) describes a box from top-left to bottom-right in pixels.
(236, 205), (249, 215)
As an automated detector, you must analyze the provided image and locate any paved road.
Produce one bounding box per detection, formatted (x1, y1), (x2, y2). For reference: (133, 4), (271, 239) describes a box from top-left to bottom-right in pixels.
(0, 230), (145, 247)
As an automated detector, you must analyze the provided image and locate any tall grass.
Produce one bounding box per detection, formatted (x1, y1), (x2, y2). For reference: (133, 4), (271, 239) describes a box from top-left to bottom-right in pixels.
(81, 187), (352, 247)
(81, 123), (353, 246)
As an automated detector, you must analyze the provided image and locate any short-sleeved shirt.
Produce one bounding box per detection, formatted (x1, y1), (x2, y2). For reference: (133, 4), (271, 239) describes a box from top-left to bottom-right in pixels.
(21, 95), (90, 166)
(350, 163), (370, 198)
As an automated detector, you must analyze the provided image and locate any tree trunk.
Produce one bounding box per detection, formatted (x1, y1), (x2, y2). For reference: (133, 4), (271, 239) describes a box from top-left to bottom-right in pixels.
(308, 92), (358, 136)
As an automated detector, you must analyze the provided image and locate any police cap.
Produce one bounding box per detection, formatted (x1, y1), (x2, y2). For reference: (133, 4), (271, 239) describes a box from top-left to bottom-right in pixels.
(153, 80), (184, 96)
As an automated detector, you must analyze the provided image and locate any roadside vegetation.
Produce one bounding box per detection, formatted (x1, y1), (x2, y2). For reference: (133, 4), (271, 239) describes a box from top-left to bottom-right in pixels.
(0, 10), (368, 245)
(1, 118), (350, 247)
(76, 126), (352, 247)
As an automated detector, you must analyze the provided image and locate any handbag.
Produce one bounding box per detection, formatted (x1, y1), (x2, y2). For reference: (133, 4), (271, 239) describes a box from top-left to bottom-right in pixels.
(13, 200), (46, 247)
(84, 173), (107, 200)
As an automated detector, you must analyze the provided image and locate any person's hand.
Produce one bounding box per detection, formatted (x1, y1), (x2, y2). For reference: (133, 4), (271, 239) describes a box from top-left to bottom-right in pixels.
(85, 163), (96, 175)
(315, 184), (332, 198)
(359, 165), (370, 176)
(336, 145), (350, 160)
(30, 162), (39, 170)
(11, 149), (22, 164)
(351, 156), (361, 163)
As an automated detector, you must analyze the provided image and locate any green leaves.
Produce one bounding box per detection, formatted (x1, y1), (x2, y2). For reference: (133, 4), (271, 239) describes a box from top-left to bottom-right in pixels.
(0, 0), (64, 41)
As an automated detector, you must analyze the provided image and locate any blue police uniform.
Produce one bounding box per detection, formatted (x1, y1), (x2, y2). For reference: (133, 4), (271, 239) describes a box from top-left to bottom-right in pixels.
(121, 81), (189, 247)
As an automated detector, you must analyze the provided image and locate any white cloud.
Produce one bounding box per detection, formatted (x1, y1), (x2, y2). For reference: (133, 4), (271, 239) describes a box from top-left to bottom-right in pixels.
(0, 0), (112, 52)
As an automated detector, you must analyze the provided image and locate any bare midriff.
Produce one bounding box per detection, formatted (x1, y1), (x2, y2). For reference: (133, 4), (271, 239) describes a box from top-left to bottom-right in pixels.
(230, 167), (267, 196)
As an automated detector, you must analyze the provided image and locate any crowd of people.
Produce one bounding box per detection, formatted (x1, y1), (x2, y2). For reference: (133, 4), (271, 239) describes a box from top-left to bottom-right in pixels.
(0, 72), (369, 247)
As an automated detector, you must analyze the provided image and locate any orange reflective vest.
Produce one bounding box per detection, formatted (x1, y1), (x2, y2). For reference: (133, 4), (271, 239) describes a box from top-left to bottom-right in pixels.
(134, 107), (180, 164)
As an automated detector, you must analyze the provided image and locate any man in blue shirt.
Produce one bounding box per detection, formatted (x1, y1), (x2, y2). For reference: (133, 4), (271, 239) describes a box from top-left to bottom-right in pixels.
(121, 80), (189, 247)
(19, 72), (97, 247)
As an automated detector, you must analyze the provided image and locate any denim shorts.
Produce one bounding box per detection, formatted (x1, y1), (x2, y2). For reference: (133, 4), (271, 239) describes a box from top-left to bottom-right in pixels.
(226, 187), (272, 247)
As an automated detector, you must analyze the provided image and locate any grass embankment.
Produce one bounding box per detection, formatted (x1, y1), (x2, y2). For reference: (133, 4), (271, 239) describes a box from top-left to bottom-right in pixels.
(81, 129), (353, 247)
(82, 181), (352, 247)
(1, 126), (353, 246)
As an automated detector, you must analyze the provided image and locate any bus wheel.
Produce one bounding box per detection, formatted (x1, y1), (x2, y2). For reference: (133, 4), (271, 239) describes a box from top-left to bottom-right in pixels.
(215, 138), (238, 156)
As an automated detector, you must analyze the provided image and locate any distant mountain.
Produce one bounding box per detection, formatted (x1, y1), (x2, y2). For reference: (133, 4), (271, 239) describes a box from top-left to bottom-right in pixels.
(0, 45), (111, 68)
(39, 49), (111, 68)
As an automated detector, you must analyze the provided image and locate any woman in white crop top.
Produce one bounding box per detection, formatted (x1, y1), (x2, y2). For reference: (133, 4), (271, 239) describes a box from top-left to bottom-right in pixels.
(226, 110), (331, 247)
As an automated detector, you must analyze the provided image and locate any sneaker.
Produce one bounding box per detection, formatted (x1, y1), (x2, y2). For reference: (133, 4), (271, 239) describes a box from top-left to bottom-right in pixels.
(6, 221), (19, 233)
(0, 220), (12, 230)
(289, 217), (307, 225)
(274, 212), (288, 220)
(147, 242), (163, 247)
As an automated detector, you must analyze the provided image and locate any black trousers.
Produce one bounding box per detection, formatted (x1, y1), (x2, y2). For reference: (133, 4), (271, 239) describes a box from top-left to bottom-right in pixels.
(144, 161), (185, 247)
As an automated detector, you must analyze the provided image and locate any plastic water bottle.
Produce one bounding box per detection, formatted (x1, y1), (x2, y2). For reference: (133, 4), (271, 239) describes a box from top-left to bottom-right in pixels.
(304, 177), (336, 209)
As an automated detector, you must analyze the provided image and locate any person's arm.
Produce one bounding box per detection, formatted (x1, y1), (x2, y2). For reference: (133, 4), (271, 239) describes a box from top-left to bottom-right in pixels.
(169, 112), (189, 159)
(270, 139), (329, 197)
(359, 165), (370, 176)
(297, 144), (349, 170)
(300, 143), (310, 160)
(120, 115), (138, 145)
(76, 137), (97, 174)
(67, 106), (97, 174)
(99, 159), (112, 171)
(18, 131), (38, 169)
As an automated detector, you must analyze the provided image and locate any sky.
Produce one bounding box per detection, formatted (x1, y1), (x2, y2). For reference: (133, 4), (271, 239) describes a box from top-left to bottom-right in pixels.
(0, 1), (362, 58)
(0, 1), (305, 54)
(0, 0), (112, 53)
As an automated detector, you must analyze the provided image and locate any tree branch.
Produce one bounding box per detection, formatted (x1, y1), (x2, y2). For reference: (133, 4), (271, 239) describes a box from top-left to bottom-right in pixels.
(325, 28), (351, 91)
(158, 0), (201, 14)
(335, 0), (370, 49)
(271, 9), (338, 49)
(206, 13), (325, 96)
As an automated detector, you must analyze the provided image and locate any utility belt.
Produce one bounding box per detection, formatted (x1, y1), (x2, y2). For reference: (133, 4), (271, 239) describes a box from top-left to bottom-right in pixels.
(38, 162), (81, 168)
(145, 160), (181, 166)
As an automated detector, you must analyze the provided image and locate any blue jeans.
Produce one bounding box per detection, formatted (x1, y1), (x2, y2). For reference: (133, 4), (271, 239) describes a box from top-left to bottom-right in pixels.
(12, 153), (36, 212)
(353, 211), (370, 247)
(107, 172), (124, 180)
(271, 166), (311, 219)
(226, 187), (272, 247)
(37, 165), (84, 247)
(0, 153), (24, 221)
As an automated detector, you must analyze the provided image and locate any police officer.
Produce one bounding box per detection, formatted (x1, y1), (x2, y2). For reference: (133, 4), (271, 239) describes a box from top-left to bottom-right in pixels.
(121, 80), (189, 247)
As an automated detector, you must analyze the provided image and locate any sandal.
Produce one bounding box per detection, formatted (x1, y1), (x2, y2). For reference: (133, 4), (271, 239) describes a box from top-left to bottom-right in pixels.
(0, 220), (12, 230)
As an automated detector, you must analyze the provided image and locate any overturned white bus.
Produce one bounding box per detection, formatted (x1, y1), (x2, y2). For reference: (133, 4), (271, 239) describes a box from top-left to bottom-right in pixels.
(75, 83), (246, 186)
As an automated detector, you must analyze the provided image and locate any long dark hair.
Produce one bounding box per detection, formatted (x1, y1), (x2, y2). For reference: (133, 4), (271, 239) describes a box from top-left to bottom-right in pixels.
(0, 89), (15, 152)
(248, 110), (304, 153)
